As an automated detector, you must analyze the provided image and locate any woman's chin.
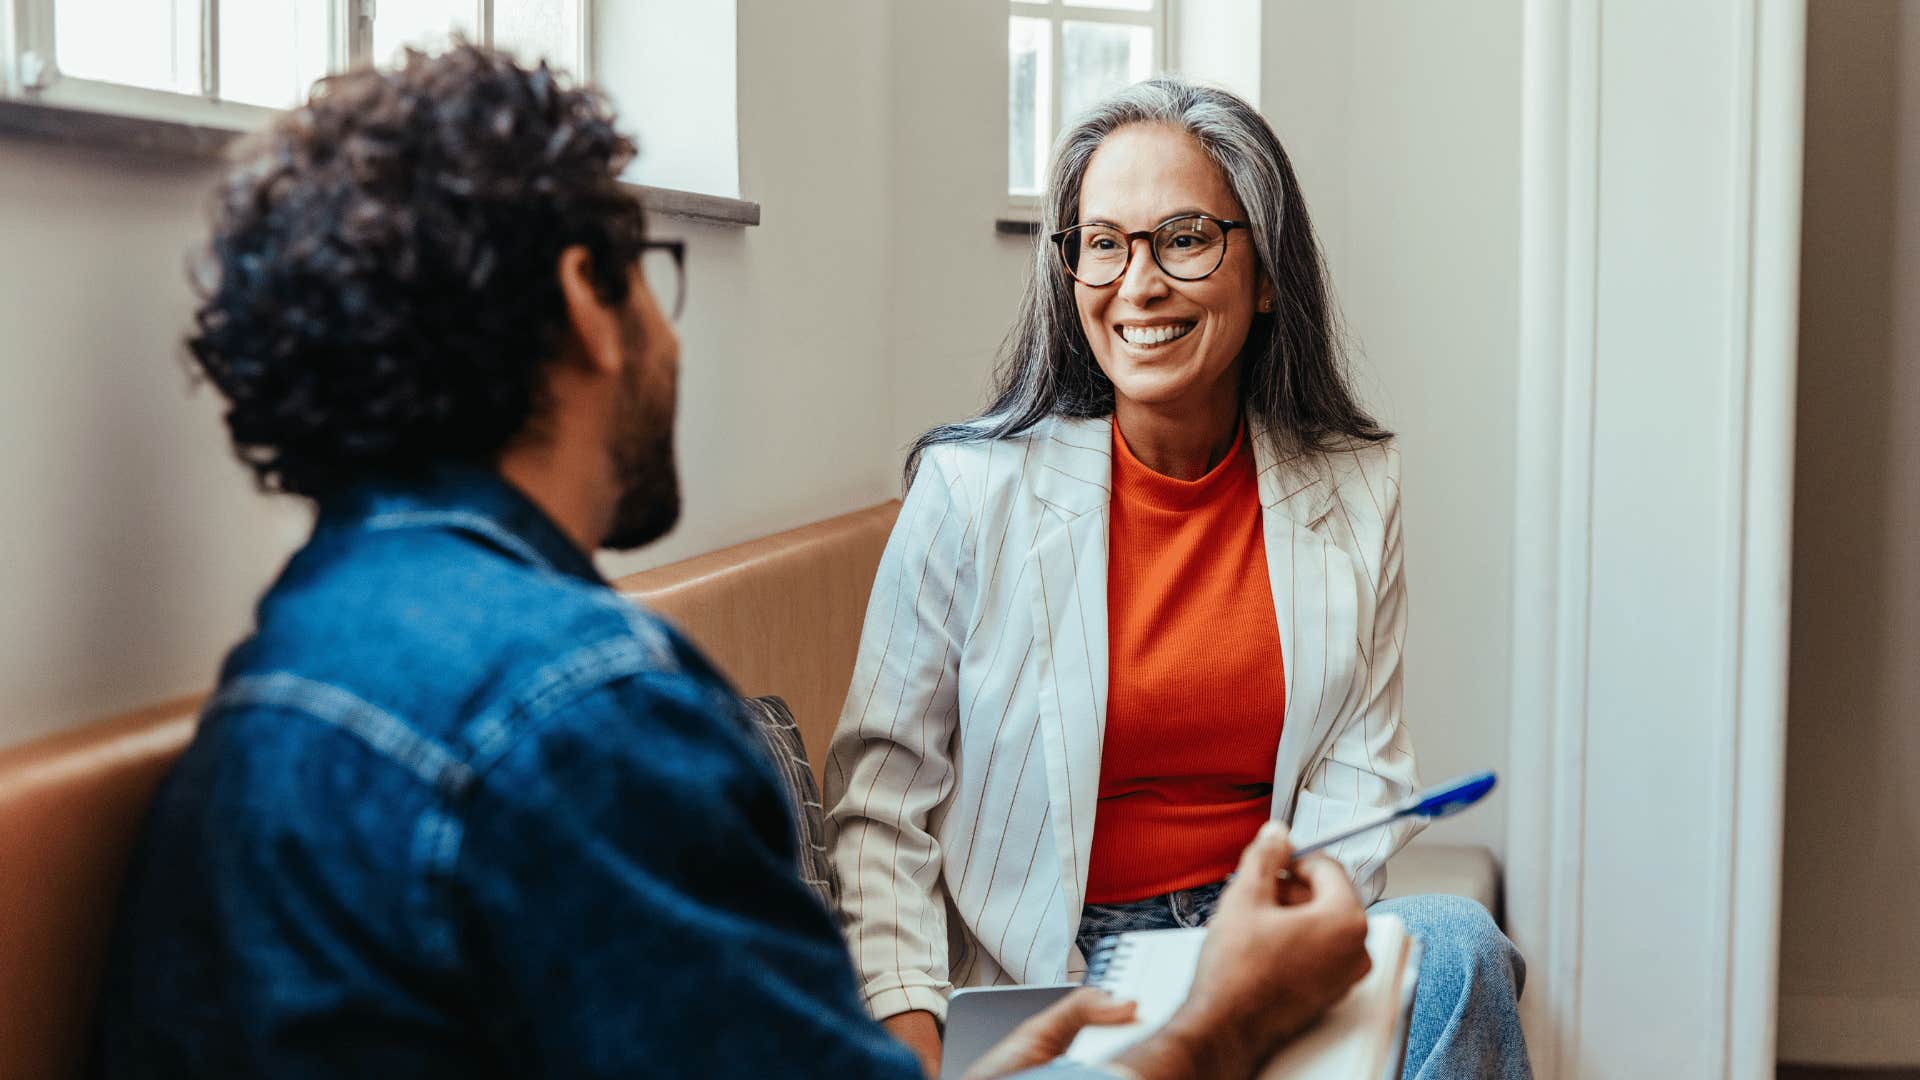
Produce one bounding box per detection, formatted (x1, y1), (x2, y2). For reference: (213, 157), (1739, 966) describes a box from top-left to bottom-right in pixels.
(1108, 367), (1206, 410)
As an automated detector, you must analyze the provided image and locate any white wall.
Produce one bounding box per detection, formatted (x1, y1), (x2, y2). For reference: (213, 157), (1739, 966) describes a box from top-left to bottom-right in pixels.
(0, 143), (309, 745)
(1263, 1), (1524, 859)
(885, 1), (1033, 459)
(601, 0), (897, 577)
(1777, 0), (1920, 1065)
(0, 0), (899, 745)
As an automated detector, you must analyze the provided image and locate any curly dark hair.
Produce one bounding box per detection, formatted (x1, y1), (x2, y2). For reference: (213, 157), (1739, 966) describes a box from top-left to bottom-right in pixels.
(188, 43), (647, 498)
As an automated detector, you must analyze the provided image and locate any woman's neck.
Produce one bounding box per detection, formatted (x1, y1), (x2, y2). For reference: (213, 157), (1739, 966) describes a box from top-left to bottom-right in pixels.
(1113, 392), (1243, 480)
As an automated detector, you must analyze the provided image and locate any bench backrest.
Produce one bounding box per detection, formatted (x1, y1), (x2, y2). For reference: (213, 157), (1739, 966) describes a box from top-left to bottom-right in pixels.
(615, 500), (899, 780)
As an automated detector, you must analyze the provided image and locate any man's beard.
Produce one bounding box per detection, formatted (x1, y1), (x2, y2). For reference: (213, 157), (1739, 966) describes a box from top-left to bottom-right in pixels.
(601, 359), (681, 552)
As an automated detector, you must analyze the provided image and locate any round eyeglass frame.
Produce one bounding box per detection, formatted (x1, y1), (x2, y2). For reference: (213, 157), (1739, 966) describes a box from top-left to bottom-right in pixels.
(1049, 213), (1251, 287)
(640, 238), (687, 319)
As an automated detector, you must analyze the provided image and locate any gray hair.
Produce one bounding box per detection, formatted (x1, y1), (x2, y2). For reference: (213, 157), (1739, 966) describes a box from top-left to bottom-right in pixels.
(906, 75), (1384, 482)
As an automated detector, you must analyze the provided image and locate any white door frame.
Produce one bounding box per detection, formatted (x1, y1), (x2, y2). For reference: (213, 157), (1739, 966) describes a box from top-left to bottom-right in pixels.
(1506, 1), (1804, 1076)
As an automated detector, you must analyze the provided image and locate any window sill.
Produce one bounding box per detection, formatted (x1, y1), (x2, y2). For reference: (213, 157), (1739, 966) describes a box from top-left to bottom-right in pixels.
(0, 97), (762, 228)
(996, 217), (1041, 237)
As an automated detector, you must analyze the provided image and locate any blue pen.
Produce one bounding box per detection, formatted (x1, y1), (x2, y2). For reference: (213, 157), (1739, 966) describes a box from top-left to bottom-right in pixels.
(1288, 770), (1498, 860)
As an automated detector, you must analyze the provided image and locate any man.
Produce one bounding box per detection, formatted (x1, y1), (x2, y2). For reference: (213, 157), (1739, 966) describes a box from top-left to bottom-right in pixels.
(94, 45), (1371, 1079)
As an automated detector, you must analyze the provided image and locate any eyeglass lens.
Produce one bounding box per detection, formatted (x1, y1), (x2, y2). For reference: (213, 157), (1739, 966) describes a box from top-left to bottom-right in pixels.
(1061, 215), (1229, 286)
(641, 246), (685, 318)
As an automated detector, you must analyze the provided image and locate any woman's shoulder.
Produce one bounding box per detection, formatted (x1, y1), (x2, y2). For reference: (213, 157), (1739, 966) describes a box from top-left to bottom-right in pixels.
(915, 413), (1094, 482)
(1317, 435), (1401, 495)
(1282, 434), (1401, 522)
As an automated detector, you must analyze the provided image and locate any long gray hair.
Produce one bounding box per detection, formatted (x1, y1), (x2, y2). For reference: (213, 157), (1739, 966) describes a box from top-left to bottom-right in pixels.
(906, 75), (1385, 482)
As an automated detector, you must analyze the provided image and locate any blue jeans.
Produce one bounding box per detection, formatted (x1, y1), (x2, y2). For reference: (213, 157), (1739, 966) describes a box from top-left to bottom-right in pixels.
(1078, 886), (1532, 1079)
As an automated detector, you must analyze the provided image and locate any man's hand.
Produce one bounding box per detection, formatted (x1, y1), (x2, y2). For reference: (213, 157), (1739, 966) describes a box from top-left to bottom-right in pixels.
(882, 1011), (943, 1078)
(962, 988), (1138, 1080)
(1110, 822), (1371, 1079)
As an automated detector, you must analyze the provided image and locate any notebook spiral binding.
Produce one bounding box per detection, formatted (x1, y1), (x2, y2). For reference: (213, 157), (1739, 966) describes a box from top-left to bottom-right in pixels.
(1082, 935), (1131, 988)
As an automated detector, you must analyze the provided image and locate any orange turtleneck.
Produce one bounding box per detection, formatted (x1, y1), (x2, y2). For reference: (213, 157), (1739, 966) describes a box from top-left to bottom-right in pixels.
(1085, 418), (1287, 905)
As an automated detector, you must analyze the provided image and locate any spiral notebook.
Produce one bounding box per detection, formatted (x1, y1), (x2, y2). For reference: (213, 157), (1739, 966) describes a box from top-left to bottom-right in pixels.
(1065, 915), (1422, 1079)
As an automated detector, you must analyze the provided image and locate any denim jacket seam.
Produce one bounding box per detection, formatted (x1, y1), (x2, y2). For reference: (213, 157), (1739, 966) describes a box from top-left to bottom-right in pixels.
(460, 607), (679, 770)
(208, 673), (473, 968)
(361, 509), (555, 572)
(211, 673), (477, 798)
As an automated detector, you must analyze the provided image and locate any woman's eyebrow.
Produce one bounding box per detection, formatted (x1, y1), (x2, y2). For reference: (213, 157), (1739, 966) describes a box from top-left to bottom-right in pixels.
(1074, 207), (1216, 229)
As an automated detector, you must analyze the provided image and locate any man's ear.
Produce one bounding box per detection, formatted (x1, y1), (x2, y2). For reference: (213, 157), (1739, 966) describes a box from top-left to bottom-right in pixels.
(556, 245), (623, 376)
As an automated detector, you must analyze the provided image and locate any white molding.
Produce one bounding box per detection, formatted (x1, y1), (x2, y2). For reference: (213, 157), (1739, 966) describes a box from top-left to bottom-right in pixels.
(1724, 1), (1804, 1076)
(1778, 992), (1920, 1066)
(1510, 2), (1801, 1076)
(1509, 0), (1600, 1075)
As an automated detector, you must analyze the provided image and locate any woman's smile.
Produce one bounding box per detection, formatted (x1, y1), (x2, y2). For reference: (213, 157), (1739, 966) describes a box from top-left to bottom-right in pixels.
(1115, 320), (1198, 348)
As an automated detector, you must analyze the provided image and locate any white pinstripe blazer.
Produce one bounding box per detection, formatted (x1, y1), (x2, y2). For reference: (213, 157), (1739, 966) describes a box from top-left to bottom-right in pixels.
(822, 413), (1420, 1023)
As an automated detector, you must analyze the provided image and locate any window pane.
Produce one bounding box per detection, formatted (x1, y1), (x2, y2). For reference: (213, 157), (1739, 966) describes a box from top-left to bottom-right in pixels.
(1008, 16), (1050, 196)
(1065, 0), (1155, 11)
(55, 0), (201, 96)
(1060, 21), (1153, 128)
(373, 0), (476, 67)
(495, 0), (582, 73)
(219, 0), (331, 109)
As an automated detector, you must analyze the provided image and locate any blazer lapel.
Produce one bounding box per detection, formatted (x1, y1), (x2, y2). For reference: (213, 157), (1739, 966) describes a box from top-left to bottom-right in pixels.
(1025, 415), (1112, 933)
(1251, 419), (1361, 824)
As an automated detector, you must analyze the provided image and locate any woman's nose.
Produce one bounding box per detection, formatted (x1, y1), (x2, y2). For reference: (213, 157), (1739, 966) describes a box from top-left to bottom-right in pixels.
(1116, 237), (1172, 305)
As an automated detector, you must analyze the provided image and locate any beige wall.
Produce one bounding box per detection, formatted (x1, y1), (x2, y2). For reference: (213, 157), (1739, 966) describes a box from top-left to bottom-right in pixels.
(0, 0), (899, 745)
(885, 1), (1031, 457)
(1263, 1), (1524, 857)
(1778, 0), (1920, 1065)
(0, 143), (309, 744)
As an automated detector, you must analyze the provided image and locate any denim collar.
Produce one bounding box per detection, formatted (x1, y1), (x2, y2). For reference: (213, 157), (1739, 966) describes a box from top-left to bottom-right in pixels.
(318, 462), (605, 586)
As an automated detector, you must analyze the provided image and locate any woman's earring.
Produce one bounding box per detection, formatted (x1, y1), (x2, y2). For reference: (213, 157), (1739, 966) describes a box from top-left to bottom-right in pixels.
(1258, 298), (1275, 312)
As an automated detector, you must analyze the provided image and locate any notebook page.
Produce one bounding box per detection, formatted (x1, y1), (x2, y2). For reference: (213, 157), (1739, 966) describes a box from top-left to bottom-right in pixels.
(1064, 927), (1209, 1064)
(1254, 917), (1411, 1079)
(1065, 915), (1412, 1075)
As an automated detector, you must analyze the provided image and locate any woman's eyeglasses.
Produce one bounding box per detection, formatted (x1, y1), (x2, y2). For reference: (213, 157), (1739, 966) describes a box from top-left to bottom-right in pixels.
(640, 239), (686, 319)
(1050, 213), (1250, 288)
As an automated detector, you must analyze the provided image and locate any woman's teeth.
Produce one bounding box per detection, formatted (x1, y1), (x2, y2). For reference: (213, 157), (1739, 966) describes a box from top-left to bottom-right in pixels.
(1119, 322), (1196, 346)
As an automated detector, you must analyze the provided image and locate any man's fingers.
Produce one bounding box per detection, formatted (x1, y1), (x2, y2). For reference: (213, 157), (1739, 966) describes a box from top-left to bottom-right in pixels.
(1290, 854), (1361, 911)
(1221, 822), (1295, 910)
(961, 990), (1138, 1080)
(1012, 988), (1137, 1043)
(1275, 873), (1315, 906)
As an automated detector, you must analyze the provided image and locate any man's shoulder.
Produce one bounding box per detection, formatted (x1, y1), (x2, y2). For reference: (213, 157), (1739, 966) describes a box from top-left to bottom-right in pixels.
(230, 528), (718, 786)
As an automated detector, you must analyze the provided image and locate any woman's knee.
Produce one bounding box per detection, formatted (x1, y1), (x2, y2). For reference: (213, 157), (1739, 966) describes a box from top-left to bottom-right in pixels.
(1383, 894), (1524, 989)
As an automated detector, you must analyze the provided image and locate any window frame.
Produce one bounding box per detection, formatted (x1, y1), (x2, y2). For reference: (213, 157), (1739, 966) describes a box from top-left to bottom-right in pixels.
(1006, 0), (1172, 217)
(2, 0), (592, 134)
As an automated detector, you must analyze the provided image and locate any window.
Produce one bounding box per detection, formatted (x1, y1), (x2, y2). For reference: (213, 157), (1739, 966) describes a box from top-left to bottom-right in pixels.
(4, 0), (586, 131)
(1008, 0), (1168, 203)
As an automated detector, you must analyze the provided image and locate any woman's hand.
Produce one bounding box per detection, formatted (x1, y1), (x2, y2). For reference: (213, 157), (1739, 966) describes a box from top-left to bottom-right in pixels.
(882, 1010), (944, 1078)
(961, 988), (1138, 1079)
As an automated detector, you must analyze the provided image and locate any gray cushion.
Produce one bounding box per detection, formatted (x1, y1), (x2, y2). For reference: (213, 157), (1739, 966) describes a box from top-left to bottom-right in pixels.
(737, 695), (838, 909)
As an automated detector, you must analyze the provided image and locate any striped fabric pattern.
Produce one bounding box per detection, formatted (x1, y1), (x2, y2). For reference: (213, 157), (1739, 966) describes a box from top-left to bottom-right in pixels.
(822, 414), (1421, 1024)
(737, 694), (838, 910)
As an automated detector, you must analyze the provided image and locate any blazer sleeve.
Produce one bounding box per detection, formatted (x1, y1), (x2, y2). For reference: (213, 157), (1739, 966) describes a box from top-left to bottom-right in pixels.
(823, 449), (977, 1023)
(1291, 449), (1422, 904)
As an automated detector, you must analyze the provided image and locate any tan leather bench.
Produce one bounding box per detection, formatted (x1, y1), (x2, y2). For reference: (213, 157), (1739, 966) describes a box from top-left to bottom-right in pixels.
(0, 496), (1496, 1079)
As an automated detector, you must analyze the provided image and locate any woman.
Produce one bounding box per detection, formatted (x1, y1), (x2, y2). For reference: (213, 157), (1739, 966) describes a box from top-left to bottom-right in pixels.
(825, 77), (1528, 1079)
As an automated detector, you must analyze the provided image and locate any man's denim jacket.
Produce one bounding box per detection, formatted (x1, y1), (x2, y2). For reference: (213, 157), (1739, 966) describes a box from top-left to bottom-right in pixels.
(92, 466), (925, 1078)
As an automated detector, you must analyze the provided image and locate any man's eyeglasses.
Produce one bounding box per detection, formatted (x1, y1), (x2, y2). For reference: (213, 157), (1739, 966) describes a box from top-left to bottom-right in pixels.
(640, 239), (686, 319)
(1050, 213), (1250, 288)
